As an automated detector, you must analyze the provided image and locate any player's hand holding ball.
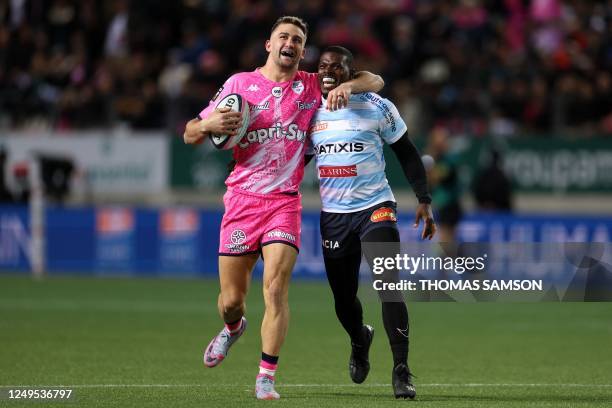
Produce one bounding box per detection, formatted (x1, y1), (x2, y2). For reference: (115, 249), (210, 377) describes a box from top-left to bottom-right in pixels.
(206, 107), (242, 138)
(209, 94), (250, 149)
(183, 94), (247, 147)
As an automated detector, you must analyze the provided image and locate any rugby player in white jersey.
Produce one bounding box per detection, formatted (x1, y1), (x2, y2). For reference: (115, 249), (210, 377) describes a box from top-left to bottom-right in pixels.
(307, 46), (436, 399)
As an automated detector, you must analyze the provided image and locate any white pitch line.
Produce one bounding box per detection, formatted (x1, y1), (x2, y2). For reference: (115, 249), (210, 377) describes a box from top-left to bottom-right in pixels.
(2, 384), (611, 388)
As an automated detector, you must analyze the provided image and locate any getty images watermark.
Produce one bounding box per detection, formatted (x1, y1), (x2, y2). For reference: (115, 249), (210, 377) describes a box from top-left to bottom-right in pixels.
(361, 242), (612, 302)
(371, 253), (543, 292)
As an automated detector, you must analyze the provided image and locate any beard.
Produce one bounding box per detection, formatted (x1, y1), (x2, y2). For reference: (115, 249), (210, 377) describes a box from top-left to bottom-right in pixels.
(276, 51), (299, 70)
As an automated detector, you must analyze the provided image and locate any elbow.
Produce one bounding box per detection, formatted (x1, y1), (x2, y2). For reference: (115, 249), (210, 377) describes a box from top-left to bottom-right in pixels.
(183, 126), (192, 145)
(183, 119), (199, 144)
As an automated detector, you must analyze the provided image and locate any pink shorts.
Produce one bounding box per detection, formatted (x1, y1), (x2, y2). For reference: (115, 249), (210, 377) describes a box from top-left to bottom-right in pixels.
(219, 189), (302, 255)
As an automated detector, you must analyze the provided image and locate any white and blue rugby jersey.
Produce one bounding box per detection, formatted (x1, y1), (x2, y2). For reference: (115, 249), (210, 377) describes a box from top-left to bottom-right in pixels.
(308, 92), (407, 213)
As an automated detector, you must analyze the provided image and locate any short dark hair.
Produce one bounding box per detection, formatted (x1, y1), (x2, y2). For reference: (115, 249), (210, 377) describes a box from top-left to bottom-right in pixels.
(270, 16), (308, 39)
(321, 45), (354, 68)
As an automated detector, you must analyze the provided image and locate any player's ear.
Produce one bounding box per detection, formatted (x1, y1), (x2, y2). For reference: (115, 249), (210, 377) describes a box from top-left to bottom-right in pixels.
(265, 39), (271, 52)
(300, 47), (305, 60)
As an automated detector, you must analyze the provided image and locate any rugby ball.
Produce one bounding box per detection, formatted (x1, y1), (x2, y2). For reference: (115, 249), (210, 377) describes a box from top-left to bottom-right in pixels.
(210, 93), (250, 150)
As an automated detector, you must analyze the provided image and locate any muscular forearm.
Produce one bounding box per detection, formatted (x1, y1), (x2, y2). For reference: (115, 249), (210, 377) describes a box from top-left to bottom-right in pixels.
(183, 118), (209, 144)
(390, 133), (432, 204)
(348, 71), (384, 93)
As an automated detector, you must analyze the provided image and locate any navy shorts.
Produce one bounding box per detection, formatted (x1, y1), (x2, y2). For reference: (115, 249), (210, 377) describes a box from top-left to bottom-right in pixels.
(320, 201), (398, 259)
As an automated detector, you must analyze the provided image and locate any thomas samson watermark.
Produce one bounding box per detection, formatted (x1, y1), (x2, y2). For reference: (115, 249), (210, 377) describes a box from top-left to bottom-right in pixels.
(362, 243), (612, 302)
(371, 253), (542, 292)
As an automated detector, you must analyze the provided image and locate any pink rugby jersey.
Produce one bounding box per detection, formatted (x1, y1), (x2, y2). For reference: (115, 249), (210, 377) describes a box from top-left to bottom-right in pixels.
(199, 69), (321, 194)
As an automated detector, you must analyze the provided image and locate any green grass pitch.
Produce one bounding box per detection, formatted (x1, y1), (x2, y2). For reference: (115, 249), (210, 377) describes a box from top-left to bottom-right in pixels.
(0, 274), (611, 407)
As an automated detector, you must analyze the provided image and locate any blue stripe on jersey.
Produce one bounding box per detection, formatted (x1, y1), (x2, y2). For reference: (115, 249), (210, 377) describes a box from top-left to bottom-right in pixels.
(310, 92), (407, 213)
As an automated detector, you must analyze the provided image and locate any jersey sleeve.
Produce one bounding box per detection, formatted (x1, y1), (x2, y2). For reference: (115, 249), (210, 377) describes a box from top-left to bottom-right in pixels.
(303, 71), (321, 155)
(302, 71), (322, 105)
(378, 98), (407, 145)
(197, 75), (239, 120)
(301, 71), (319, 86)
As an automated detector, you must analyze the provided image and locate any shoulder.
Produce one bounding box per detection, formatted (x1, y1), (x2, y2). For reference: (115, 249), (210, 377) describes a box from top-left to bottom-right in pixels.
(297, 71), (318, 80)
(351, 92), (397, 118)
(356, 92), (397, 113)
(297, 71), (320, 86)
(225, 72), (252, 84)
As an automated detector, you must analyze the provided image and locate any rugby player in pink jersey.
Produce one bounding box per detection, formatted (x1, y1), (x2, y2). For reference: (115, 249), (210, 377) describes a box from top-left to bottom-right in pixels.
(183, 16), (383, 400)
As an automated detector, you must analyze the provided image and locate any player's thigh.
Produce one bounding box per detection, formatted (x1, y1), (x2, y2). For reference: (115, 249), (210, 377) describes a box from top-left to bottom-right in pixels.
(361, 224), (400, 243)
(359, 202), (400, 243)
(361, 226), (405, 302)
(361, 225), (401, 273)
(219, 254), (259, 302)
(320, 210), (360, 260)
(260, 194), (302, 252)
(320, 210), (362, 297)
(261, 243), (298, 294)
(359, 202), (401, 266)
(323, 251), (362, 299)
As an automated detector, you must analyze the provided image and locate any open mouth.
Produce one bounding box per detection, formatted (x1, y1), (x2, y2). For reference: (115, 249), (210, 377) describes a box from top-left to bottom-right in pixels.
(322, 77), (336, 86)
(321, 76), (337, 90)
(280, 49), (295, 58)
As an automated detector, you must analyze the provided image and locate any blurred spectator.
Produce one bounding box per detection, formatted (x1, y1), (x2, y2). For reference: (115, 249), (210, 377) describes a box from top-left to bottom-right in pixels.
(104, 0), (128, 59)
(472, 149), (513, 211)
(0, 0), (610, 136)
(426, 127), (463, 244)
(0, 147), (13, 203)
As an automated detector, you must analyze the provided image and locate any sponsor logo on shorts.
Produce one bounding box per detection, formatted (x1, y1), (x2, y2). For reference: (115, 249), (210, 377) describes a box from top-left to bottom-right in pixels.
(323, 240), (339, 249)
(225, 243), (250, 252)
(267, 230), (296, 242)
(292, 80), (304, 94)
(318, 165), (357, 178)
(225, 229), (249, 252)
(230, 229), (247, 244)
(211, 86), (224, 102)
(272, 86), (282, 98)
(370, 207), (397, 223)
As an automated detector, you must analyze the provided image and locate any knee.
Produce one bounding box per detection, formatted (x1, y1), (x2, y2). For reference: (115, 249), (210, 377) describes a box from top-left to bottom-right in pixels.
(222, 292), (245, 314)
(263, 277), (288, 308)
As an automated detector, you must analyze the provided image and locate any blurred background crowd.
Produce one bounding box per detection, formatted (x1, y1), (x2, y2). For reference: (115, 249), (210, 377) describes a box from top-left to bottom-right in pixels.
(1, 0), (611, 138)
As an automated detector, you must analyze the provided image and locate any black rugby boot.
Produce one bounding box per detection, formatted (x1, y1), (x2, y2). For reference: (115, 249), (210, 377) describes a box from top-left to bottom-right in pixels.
(349, 324), (374, 383)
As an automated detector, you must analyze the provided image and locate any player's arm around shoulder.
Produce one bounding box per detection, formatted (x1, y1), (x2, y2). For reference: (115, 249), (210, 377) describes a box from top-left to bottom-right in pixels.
(326, 72), (384, 111)
(350, 71), (384, 93)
